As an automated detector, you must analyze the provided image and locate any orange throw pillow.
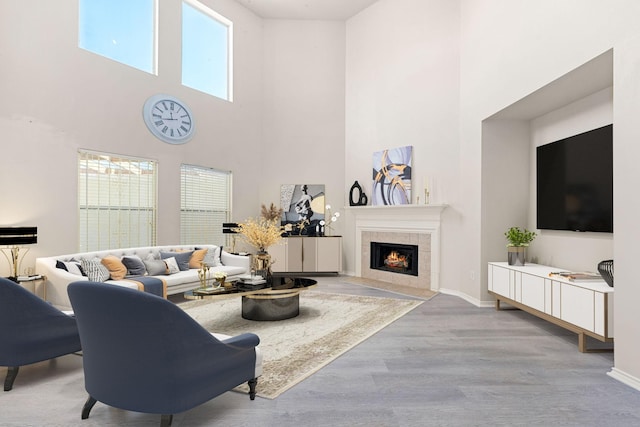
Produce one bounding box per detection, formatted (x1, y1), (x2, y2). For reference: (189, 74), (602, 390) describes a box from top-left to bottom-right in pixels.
(101, 255), (127, 280)
(189, 248), (208, 269)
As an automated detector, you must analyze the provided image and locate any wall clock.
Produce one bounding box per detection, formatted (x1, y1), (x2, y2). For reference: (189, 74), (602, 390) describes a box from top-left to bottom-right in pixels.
(143, 94), (195, 144)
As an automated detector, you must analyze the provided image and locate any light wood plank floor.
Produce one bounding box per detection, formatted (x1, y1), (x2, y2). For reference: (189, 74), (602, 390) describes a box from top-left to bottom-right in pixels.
(2, 276), (639, 426)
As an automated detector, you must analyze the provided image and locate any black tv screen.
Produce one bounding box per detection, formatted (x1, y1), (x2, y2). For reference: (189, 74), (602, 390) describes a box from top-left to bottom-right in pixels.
(536, 124), (613, 233)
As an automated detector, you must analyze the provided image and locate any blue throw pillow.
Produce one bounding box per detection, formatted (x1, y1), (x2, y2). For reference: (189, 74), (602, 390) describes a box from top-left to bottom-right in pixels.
(160, 251), (193, 271)
(122, 256), (146, 276)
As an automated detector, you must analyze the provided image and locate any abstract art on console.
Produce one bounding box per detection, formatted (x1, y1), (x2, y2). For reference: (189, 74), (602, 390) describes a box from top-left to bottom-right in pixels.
(280, 184), (325, 235)
(372, 145), (413, 205)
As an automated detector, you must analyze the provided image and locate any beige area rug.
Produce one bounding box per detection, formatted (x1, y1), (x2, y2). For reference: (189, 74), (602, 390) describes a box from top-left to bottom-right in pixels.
(180, 291), (423, 399)
(342, 276), (438, 300)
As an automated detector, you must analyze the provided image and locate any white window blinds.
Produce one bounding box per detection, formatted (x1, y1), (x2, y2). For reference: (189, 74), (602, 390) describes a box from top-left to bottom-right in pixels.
(78, 150), (157, 251)
(180, 164), (231, 245)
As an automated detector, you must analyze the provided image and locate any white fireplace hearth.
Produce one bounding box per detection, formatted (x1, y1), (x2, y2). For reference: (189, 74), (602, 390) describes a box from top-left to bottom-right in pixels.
(347, 205), (446, 291)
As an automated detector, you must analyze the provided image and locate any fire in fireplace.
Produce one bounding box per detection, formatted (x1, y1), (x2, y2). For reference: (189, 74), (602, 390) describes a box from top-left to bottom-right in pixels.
(370, 242), (418, 276)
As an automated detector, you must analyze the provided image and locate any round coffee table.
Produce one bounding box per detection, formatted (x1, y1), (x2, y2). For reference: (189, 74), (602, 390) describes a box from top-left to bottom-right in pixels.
(241, 276), (317, 321)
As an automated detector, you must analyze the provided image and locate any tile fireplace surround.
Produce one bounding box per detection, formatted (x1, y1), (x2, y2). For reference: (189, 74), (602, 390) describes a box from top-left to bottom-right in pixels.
(348, 205), (446, 291)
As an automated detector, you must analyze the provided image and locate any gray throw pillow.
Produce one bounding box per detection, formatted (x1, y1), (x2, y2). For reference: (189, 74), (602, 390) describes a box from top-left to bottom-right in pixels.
(144, 259), (168, 276)
(160, 251), (193, 271)
(122, 255), (146, 276)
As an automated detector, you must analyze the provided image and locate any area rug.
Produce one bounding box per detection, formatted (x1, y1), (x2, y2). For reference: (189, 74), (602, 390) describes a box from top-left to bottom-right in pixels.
(180, 291), (423, 399)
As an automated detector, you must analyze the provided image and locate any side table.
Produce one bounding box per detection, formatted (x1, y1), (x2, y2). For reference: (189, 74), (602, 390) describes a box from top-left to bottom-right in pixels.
(12, 275), (47, 300)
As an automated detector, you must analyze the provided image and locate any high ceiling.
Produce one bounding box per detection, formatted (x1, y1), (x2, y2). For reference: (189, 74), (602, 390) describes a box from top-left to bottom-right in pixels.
(233, 0), (379, 20)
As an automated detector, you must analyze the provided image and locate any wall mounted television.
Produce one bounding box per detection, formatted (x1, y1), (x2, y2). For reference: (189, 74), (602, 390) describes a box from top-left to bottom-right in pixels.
(536, 124), (613, 233)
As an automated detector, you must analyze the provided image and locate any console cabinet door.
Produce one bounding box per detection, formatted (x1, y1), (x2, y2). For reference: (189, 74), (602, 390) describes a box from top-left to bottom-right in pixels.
(520, 273), (546, 313)
(316, 237), (342, 272)
(269, 242), (287, 273)
(560, 283), (595, 332)
(287, 237), (304, 272)
(489, 265), (512, 298)
(302, 237), (317, 272)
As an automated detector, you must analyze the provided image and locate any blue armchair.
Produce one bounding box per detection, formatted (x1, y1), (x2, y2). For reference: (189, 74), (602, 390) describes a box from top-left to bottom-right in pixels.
(67, 281), (262, 427)
(0, 277), (81, 391)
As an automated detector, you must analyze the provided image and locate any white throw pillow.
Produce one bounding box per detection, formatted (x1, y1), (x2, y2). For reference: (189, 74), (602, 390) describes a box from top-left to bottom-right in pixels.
(164, 257), (180, 274)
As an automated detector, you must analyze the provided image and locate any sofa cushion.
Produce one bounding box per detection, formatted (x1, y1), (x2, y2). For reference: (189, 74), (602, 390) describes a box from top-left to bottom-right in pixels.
(201, 246), (223, 267)
(144, 259), (168, 276)
(122, 256), (146, 276)
(164, 257), (180, 274)
(56, 260), (85, 276)
(161, 251), (193, 271)
(101, 255), (127, 280)
(188, 248), (208, 269)
(80, 258), (110, 282)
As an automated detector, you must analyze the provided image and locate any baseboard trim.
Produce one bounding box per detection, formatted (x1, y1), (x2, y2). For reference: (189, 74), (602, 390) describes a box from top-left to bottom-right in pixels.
(438, 287), (495, 308)
(608, 367), (640, 392)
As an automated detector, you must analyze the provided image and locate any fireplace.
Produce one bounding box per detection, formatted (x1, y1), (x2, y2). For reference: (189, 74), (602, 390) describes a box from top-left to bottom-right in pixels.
(370, 242), (419, 276)
(349, 204), (445, 290)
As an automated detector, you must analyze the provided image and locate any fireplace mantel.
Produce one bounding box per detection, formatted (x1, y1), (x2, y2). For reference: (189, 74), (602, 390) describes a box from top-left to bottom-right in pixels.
(347, 204), (447, 290)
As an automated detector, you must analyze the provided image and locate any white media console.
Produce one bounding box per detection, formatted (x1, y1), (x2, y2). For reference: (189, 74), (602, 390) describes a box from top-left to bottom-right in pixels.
(488, 262), (614, 352)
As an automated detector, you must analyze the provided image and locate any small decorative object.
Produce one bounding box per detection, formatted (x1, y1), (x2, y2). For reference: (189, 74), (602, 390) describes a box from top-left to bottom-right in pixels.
(597, 260), (614, 287)
(213, 271), (227, 288)
(319, 204), (340, 236)
(504, 226), (536, 266)
(198, 263), (210, 289)
(349, 181), (368, 206)
(253, 251), (273, 281)
(372, 145), (413, 206)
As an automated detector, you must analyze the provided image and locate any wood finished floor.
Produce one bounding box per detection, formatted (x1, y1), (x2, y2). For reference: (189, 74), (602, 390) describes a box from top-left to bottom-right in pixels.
(2, 276), (640, 426)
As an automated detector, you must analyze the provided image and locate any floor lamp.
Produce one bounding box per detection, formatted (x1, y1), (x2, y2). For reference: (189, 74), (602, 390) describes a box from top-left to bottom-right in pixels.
(0, 227), (38, 280)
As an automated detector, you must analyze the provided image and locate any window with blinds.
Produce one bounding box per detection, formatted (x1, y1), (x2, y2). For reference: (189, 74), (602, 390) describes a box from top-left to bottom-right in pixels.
(78, 150), (157, 252)
(180, 164), (231, 246)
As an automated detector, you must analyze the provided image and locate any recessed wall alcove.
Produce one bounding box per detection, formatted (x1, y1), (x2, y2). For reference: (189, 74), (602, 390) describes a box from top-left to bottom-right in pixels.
(481, 49), (614, 289)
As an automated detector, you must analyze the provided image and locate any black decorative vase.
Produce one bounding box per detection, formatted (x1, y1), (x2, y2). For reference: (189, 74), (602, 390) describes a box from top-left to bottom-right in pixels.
(349, 181), (368, 206)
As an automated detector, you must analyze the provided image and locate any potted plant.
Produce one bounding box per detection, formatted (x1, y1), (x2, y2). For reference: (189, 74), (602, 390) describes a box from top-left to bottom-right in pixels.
(504, 226), (536, 266)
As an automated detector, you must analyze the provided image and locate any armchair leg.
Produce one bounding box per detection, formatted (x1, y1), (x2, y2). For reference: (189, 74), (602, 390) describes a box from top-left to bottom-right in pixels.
(81, 396), (97, 419)
(248, 378), (258, 400)
(160, 414), (173, 426)
(4, 366), (19, 391)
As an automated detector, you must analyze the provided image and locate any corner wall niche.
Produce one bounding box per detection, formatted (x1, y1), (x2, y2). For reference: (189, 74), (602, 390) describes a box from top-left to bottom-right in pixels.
(481, 49), (614, 279)
(348, 205), (446, 291)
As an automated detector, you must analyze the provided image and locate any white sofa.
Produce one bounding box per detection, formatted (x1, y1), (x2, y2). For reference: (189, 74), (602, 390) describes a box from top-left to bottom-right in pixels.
(36, 245), (251, 310)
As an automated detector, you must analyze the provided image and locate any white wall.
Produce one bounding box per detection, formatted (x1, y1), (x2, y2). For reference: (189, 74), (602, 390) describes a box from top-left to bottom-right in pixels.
(528, 87), (614, 270)
(259, 20), (346, 236)
(0, 0), (264, 273)
(610, 33), (640, 391)
(345, 0), (461, 281)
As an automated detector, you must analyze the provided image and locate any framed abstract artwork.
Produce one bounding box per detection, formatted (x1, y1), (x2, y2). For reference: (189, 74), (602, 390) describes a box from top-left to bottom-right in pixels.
(372, 145), (413, 205)
(280, 184), (325, 235)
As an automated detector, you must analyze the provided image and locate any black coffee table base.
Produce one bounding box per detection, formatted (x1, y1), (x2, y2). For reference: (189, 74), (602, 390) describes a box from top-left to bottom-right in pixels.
(242, 292), (300, 321)
(241, 276), (317, 321)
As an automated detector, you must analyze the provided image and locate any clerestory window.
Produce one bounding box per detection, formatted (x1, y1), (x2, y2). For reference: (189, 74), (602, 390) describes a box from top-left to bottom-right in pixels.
(78, 0), (157, 74)
(182, 0), (233, 101)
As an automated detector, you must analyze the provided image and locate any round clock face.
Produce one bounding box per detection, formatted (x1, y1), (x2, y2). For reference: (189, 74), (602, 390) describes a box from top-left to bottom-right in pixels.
(143, 94), (195, 144)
